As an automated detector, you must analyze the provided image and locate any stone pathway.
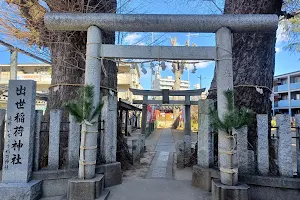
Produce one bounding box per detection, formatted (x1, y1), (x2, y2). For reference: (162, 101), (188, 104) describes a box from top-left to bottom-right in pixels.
(146, 128), (175, 179)
(108, 128), (212, 200)
(108, 179), (212, 200)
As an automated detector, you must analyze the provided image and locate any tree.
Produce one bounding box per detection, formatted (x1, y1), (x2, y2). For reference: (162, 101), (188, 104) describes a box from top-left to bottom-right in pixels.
(65, 85), (103, 179)
(170, 37), (183, 128)
(0, 1), (117, 118)
(281, 0), (300, 53)
(0, 0), (117, 167)
(208, 0), (283, 174)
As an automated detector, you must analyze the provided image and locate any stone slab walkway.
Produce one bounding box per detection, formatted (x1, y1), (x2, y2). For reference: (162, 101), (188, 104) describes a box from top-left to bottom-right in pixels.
(146, 128), (175, 179)
(108, 128), (212, 200)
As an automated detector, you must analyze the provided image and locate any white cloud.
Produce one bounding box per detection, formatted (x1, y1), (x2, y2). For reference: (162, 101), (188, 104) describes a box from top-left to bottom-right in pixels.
(192, 61), (213, 69)
(275, 47), (281, 53)
(276, 21), (289, 44)
(124, 33), (142, 45)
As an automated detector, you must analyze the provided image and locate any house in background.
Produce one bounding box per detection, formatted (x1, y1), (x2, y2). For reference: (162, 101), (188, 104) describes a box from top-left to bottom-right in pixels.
(272, 70), (300, 116)
(117, 63), (143, 103)
(0, 63), (51, 111)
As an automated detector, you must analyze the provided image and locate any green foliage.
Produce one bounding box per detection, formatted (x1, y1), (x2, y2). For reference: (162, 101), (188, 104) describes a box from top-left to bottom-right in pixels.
(281, 1), (300, 53)
(209, 90), (254, 134)
(64, 85), (103, 123)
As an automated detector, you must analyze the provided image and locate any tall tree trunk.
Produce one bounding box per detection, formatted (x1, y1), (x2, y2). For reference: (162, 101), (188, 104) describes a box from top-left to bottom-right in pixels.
(40, 32), (86, 167)
(41, 1), (117, 168)
(208, 0), (282, 174)
(172, 63), (182, 129)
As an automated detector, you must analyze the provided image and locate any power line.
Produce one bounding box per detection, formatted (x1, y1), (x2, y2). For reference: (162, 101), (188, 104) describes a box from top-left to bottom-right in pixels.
(0, 40), (51, 64)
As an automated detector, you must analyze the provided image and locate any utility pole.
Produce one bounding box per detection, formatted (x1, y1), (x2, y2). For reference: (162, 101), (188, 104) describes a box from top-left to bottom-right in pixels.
(10, 49), (18, 80)
(198, 75), (202, 89)
(151, 32), (155, 90)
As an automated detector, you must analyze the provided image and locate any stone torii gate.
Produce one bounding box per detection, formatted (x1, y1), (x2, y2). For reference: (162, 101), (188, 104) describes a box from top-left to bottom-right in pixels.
(130, 88), (205, 166)
(44, 13), (278, 200)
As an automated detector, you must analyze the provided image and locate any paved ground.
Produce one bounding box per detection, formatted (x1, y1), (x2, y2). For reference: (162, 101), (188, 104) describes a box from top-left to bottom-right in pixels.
(108, 178), (211, 200)
(108, 128), (212, 200)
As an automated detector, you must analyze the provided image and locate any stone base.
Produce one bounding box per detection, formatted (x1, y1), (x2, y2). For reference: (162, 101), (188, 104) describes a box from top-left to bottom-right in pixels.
(96, 162), (122, 187)
(192, 165), (212, 191)
(67, 174), (104, 200)
(212, 179), (250, 200)
(0, 180), (42, 200)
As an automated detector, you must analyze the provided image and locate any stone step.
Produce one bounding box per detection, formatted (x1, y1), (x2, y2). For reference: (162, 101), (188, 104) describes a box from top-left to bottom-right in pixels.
(40, 189), (110, 200)
(68, 174), (105, 199)
(96, 189), (110, 200)
(39, 195), (66, 200)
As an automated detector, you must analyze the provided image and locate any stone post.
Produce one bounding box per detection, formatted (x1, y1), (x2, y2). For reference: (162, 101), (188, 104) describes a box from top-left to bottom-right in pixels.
(257, 114), (269, 175)
(139, 134), (146, 153)
(2, 80), (36, 182)
(10, 49), (18, 80)
(132, 139), (140, 165)
(276, 114), (293, 177)
(176, 140), (185, 168)
(184, 95), (191, 166)
(33, 110), (43, 171)
(100, 94), (117, 163)
(78, 26), (102, 179)
(248, 150), (255, 174)
(68, 114), (81, 169)
(216, 27), (236, 186)
(137, 113), (141, 129)
(0, 80), (41, 200)
(125, 110), (128, 136)
(141, 96), (148, 135)
(236, 126), (248, 174)
(197, 99), (214, 167)
(0, 109), (6, 170)
(48, 109), (62, 170)
(295, 114), (300, 176)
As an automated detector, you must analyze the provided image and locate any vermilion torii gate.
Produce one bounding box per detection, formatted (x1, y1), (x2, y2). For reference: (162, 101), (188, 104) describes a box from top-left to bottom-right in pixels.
(44, 13), (278, 199)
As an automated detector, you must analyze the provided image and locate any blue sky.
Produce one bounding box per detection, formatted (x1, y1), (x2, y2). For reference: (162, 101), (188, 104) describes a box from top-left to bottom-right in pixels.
(0, 0), (299, 91)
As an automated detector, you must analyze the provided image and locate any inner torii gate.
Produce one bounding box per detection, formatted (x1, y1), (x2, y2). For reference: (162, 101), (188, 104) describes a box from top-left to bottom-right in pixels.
(44, 13), (278, 199)
(130, 88), (205, 166)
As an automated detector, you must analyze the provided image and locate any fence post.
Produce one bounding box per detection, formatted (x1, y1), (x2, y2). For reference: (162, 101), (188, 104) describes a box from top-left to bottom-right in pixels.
(257, 114), (269, 175)
(197, 99), (214, 168)
(139, 135), (145, 154)
(236, 126), (248, 174)
(276, 114), (293, 177)
(295, 114), (300, 176)
(132, 139), (140, 165)
(0, 109), (6, 170)
(68, 114), (81, 169)
(48, 109), (62, 169)
(33, 110), (43, 171)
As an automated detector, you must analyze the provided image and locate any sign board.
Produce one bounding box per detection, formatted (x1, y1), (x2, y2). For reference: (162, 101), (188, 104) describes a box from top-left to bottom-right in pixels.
(2, 80), (36, 183)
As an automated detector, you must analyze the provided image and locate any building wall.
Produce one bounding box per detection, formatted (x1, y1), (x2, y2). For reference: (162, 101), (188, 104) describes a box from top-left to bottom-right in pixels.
(152, 73), (190, 90)
(117, 64), (143, 103)
(0, 64), (51, 111)
(272, 70), (300, 116)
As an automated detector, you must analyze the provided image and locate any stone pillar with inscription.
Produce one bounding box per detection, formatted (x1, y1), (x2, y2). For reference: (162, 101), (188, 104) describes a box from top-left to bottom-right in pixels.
(0, 80), (41, 200)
